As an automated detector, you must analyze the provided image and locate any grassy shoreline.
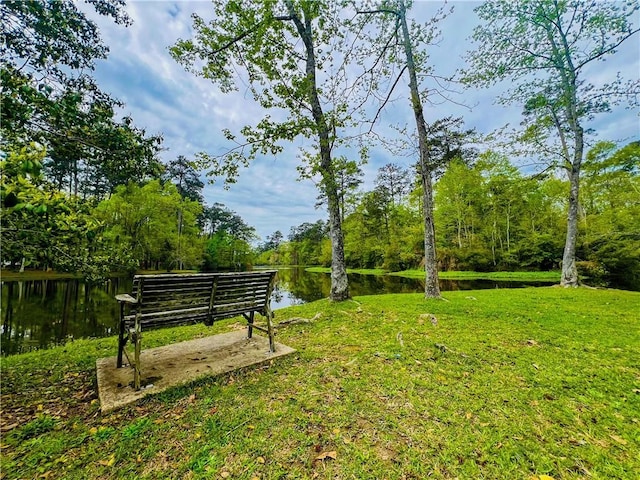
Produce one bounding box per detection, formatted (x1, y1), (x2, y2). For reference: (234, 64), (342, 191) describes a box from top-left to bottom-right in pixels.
(2, 287), (638, 479)
(391, 269), (562, 281)
(305, 266), (561, 282)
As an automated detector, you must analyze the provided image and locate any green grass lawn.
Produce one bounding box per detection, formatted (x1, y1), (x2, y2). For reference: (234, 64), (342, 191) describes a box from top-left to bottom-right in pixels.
(2, 287), (639, 479)
(304, 267), (561, 282)
(392, 269), (562, 281)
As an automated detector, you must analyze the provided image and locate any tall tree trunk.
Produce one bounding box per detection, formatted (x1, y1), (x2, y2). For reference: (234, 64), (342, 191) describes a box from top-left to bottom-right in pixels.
(399, 0), (440, 298)
(552, 16), (583, 287)
(561, 157), (581, 287)
(287, 2), (349, 301)
(326, 179), (350, 300)
(421, 171), (440, 297)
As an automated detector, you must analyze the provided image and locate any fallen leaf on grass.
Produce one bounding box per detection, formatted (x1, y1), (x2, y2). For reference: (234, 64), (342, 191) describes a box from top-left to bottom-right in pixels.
(1, 423), (19, 432)
(609, 434), (627, 445)
(531, 475), (555, 480)
(257, 456), (265, 464)
(98, 454), (115, 467)
(315, 451), (337, 461)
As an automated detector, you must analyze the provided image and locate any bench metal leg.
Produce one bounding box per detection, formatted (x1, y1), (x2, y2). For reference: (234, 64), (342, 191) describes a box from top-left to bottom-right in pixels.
(117, 304), (125, 368)
(247, 311), (254, 339)
(133, 330), (141, 390)
(266, 309), (275, 353)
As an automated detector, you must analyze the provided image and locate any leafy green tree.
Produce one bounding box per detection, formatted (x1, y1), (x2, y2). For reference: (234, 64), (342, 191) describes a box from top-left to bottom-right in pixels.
(580, 141), (640, 288)
(464, 0), (639, 286)
(171, 0), (362, 300)
(288, 220), (328, 265)
(375, 163), (411, 207)
(199, 203), (255, 242)
(261, 230), (284, 254)
(434, 159), (486, 268)
(475, 152), (526, 267)
(2, 0), (129, 79)
(342, 190), (389, 268)
(1, 0), (163, 198)
(204, 231), (254, 271)
(96, 180), (204, 270)
(0, 144), (133, 278)
(313, 157), (364, 223)
(355, 0), (451, 297)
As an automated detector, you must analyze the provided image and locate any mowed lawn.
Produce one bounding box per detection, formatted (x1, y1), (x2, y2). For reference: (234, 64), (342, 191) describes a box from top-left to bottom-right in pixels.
(1, 287), (638, 479)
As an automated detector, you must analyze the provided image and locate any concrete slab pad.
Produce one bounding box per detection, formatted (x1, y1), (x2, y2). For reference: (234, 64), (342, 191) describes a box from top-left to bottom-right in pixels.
(96, 331), (295, 412)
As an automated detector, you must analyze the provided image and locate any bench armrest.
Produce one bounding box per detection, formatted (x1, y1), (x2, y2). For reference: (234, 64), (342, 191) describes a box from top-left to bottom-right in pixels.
(115, 294), (138, 304)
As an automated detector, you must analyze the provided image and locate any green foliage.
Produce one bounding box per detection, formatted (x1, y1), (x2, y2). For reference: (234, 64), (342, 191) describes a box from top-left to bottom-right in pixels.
(162, 155), (204, 203)
(1, 0), (163, 198)
(200, 203), (256, 243)
(271, 141), (636, 289)
(285, 220), (328, 265)
(203, 231), (254, 271)
(0, 0), (169, 278)
(463, 0), (639, 286)
(580, 142), (640, 288)
(96, 180), (204, 271)
(1, 145), (133, 279)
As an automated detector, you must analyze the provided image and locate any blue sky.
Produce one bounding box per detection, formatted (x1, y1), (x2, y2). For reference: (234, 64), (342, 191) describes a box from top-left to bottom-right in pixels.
(86, 1), (640, 242)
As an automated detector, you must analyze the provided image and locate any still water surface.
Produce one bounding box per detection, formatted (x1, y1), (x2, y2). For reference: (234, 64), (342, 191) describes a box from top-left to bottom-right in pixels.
(1, 267), (553, 355)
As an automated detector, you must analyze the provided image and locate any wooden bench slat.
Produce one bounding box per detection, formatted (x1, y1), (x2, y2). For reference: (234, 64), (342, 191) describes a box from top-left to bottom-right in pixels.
(141, 295), (210, 303)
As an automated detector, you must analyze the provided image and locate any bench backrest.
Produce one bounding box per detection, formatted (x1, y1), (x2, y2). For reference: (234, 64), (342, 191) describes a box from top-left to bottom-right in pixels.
(126, 271), (277, 329)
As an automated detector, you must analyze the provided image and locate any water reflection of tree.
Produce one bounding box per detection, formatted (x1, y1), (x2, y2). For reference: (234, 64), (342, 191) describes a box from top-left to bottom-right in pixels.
(276, 268), (328, 303)
(1, 278), (126, 355)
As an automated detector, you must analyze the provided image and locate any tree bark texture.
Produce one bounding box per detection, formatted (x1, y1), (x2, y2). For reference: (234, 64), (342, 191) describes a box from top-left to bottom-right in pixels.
(398, 0), (440, 298)
(286, 1), (350, 301)
(560, 152), (581, 287)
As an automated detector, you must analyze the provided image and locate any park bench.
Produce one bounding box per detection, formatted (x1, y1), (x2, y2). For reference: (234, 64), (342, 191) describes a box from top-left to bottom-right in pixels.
(115, 271), (277, 390)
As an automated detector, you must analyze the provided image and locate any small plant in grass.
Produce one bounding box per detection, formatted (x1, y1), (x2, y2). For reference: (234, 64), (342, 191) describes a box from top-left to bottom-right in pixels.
(12, 414), (58, 441)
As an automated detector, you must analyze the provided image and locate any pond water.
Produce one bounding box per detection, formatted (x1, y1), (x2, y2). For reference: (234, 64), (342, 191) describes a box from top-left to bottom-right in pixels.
(1, 268), (555, 355)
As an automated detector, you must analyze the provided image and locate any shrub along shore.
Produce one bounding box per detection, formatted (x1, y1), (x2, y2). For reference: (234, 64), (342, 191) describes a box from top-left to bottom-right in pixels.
(2, 287), (639, 479)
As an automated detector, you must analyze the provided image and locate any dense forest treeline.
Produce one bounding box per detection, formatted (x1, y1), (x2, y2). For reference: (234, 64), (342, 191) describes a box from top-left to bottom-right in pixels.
(258, 143), (640, 290)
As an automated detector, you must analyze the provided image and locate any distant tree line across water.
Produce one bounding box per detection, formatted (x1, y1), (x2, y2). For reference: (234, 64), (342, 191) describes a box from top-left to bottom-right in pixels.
(258, 146), (640, 291)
